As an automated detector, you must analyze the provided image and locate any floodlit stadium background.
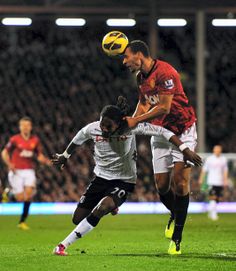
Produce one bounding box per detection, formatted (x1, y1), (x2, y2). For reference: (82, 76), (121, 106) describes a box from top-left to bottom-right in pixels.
(0, 0), (236, 214)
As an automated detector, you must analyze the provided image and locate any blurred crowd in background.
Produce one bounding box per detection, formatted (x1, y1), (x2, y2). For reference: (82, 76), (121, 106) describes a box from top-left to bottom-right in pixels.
(0, 21), (235, 202)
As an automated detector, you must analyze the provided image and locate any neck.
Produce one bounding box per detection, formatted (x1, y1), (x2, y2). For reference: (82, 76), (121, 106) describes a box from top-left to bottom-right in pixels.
(141, 58), (155, 74)
(21, 132), (30, 140)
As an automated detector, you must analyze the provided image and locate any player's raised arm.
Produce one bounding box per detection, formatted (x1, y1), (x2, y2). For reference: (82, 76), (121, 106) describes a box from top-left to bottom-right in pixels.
(126, 94), (173, 128)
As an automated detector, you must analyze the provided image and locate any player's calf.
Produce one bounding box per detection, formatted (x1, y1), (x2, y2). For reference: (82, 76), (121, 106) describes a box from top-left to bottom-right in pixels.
(92, 196), (116, 218)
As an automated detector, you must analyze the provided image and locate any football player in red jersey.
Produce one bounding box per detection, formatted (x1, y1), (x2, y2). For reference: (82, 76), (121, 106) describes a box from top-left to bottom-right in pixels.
(1, 117), (51, 230)
(122, 40), (197, 255)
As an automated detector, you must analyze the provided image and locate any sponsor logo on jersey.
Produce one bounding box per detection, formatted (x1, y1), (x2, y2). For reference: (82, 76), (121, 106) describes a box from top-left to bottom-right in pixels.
(19, 149), (34, 158)
(144, 94), (159, 105)
(95, 135), (128, 142)
(164, 79), (174, 89)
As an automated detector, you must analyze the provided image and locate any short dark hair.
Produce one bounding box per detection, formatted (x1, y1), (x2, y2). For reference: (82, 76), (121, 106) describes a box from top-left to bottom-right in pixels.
(126, 40), (150, 57)
(19, 116), (32, 123)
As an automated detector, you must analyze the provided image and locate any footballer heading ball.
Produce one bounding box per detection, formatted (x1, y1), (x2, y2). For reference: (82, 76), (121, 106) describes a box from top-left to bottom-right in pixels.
(102, 31), (129, 56)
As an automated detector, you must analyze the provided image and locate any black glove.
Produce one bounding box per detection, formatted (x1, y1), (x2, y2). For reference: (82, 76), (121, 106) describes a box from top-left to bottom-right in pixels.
(51, 153), (68, 170)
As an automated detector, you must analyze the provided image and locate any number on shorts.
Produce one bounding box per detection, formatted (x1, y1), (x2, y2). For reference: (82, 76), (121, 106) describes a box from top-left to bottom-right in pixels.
(110, 187), (126, 198)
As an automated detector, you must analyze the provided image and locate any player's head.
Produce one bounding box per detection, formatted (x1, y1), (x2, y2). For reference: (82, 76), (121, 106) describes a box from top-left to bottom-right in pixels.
(100, 96), (130, 138)
(122, 40), (150, 73)
(213, 145), (222, 156)
(19, 116), (32, 135)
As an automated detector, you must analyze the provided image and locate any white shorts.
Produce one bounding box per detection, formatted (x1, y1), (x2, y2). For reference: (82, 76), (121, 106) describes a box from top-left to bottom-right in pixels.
(151, 123), (197, 174)
(8, 169), (36, 194)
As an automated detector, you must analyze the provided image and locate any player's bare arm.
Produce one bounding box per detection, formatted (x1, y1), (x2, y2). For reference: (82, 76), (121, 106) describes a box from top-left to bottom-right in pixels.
(132, 99), (151, 117)
(1, 148), (15, 172)
(198, 170), (206, 185)
(37, 153), (52, 166)
(126, 94), (173, 128)
(223, 170), (228, 187)
(51, 141), (77, 170)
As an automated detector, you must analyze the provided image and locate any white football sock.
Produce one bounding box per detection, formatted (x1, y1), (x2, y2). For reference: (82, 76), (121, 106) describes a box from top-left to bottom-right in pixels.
(61, 218), (94, 248)
(208, 200), (217, 219)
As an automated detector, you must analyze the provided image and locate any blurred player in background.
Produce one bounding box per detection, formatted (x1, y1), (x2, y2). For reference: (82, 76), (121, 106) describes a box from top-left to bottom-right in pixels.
(198, 145), (228, 220)
(1, 116), (51, 230)
(122, 40), (197, 254)
(52, 97), (202, 256)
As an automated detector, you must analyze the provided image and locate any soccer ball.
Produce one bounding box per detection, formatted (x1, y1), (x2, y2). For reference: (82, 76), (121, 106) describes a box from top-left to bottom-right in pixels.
(102, 31), (129, 56)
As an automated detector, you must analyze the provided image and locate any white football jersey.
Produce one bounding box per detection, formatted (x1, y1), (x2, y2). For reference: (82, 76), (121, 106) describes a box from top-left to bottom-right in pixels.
(203, 155), (228, 186)
(72, 121), (174, 183)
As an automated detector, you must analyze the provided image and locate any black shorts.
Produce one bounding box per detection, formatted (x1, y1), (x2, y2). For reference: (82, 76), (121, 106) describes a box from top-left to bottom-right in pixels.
(78, 176), (135, 210)
(209, 186), (223, 199)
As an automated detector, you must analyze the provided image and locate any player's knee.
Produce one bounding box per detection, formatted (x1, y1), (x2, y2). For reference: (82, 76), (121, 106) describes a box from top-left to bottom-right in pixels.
(155, 178), (169, 194)
(155, 174), (170, 194)
(175, 178), (189, 195)
(15, 194), (24, 202)
(24, 195), (32, 201)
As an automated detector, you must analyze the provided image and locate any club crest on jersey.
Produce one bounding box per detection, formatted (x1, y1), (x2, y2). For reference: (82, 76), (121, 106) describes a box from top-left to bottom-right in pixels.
(164, 79), (174, 89)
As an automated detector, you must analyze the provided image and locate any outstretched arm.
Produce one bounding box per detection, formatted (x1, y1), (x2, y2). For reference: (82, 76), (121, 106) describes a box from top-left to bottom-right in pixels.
(51, 124), (91, 169)
(132, 123), (202, 167)
(51, 141), (78, 169)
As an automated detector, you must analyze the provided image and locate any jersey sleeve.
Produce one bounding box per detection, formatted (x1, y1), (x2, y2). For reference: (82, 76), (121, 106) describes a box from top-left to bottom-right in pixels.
(5, 137), (16, 152)
(157, 72), (178, 95)
(72, 123), (93, 145)
(131, 122), (174, 141)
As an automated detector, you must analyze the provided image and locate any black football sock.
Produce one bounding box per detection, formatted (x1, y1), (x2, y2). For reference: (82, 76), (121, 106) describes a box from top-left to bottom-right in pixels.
(87, 213), (100, 227)
(19, 201), (31, 223)
(172, 193), (189, 242)
(159, 189), (175, 216)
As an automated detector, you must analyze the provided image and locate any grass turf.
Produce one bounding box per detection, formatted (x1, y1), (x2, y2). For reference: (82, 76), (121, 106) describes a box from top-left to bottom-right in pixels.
(0, 213), (236, 271)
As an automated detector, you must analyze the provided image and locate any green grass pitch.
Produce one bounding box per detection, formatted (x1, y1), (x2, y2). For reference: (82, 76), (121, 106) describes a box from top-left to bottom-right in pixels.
(0, 213), (236, 271)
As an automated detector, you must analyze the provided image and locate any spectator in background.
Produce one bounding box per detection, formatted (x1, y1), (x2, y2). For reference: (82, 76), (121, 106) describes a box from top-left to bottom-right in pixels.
(198, 145), (228, 220)
(1, 117), (51, 230)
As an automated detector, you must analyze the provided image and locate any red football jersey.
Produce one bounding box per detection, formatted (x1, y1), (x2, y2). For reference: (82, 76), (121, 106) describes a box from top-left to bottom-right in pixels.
(137, 60), (196, 135)
(5, 134), (42, 169)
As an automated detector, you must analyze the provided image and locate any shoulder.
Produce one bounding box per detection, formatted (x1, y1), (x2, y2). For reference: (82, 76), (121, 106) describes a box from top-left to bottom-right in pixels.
(31, 134), (40, 140)
(82, 121), (100, 134)
(157, 60), (178, 77)
(10, 134), (20, 142)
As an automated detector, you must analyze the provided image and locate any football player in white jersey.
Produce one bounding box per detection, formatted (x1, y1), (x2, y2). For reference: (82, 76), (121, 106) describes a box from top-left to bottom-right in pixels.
(52, 97), (202, 256)
(198, 145), (228, 220)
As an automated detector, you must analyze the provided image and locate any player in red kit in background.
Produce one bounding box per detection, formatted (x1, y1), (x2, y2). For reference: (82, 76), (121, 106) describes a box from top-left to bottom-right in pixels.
(1, 117), (51, 230)
(122, 40), (197, 255)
